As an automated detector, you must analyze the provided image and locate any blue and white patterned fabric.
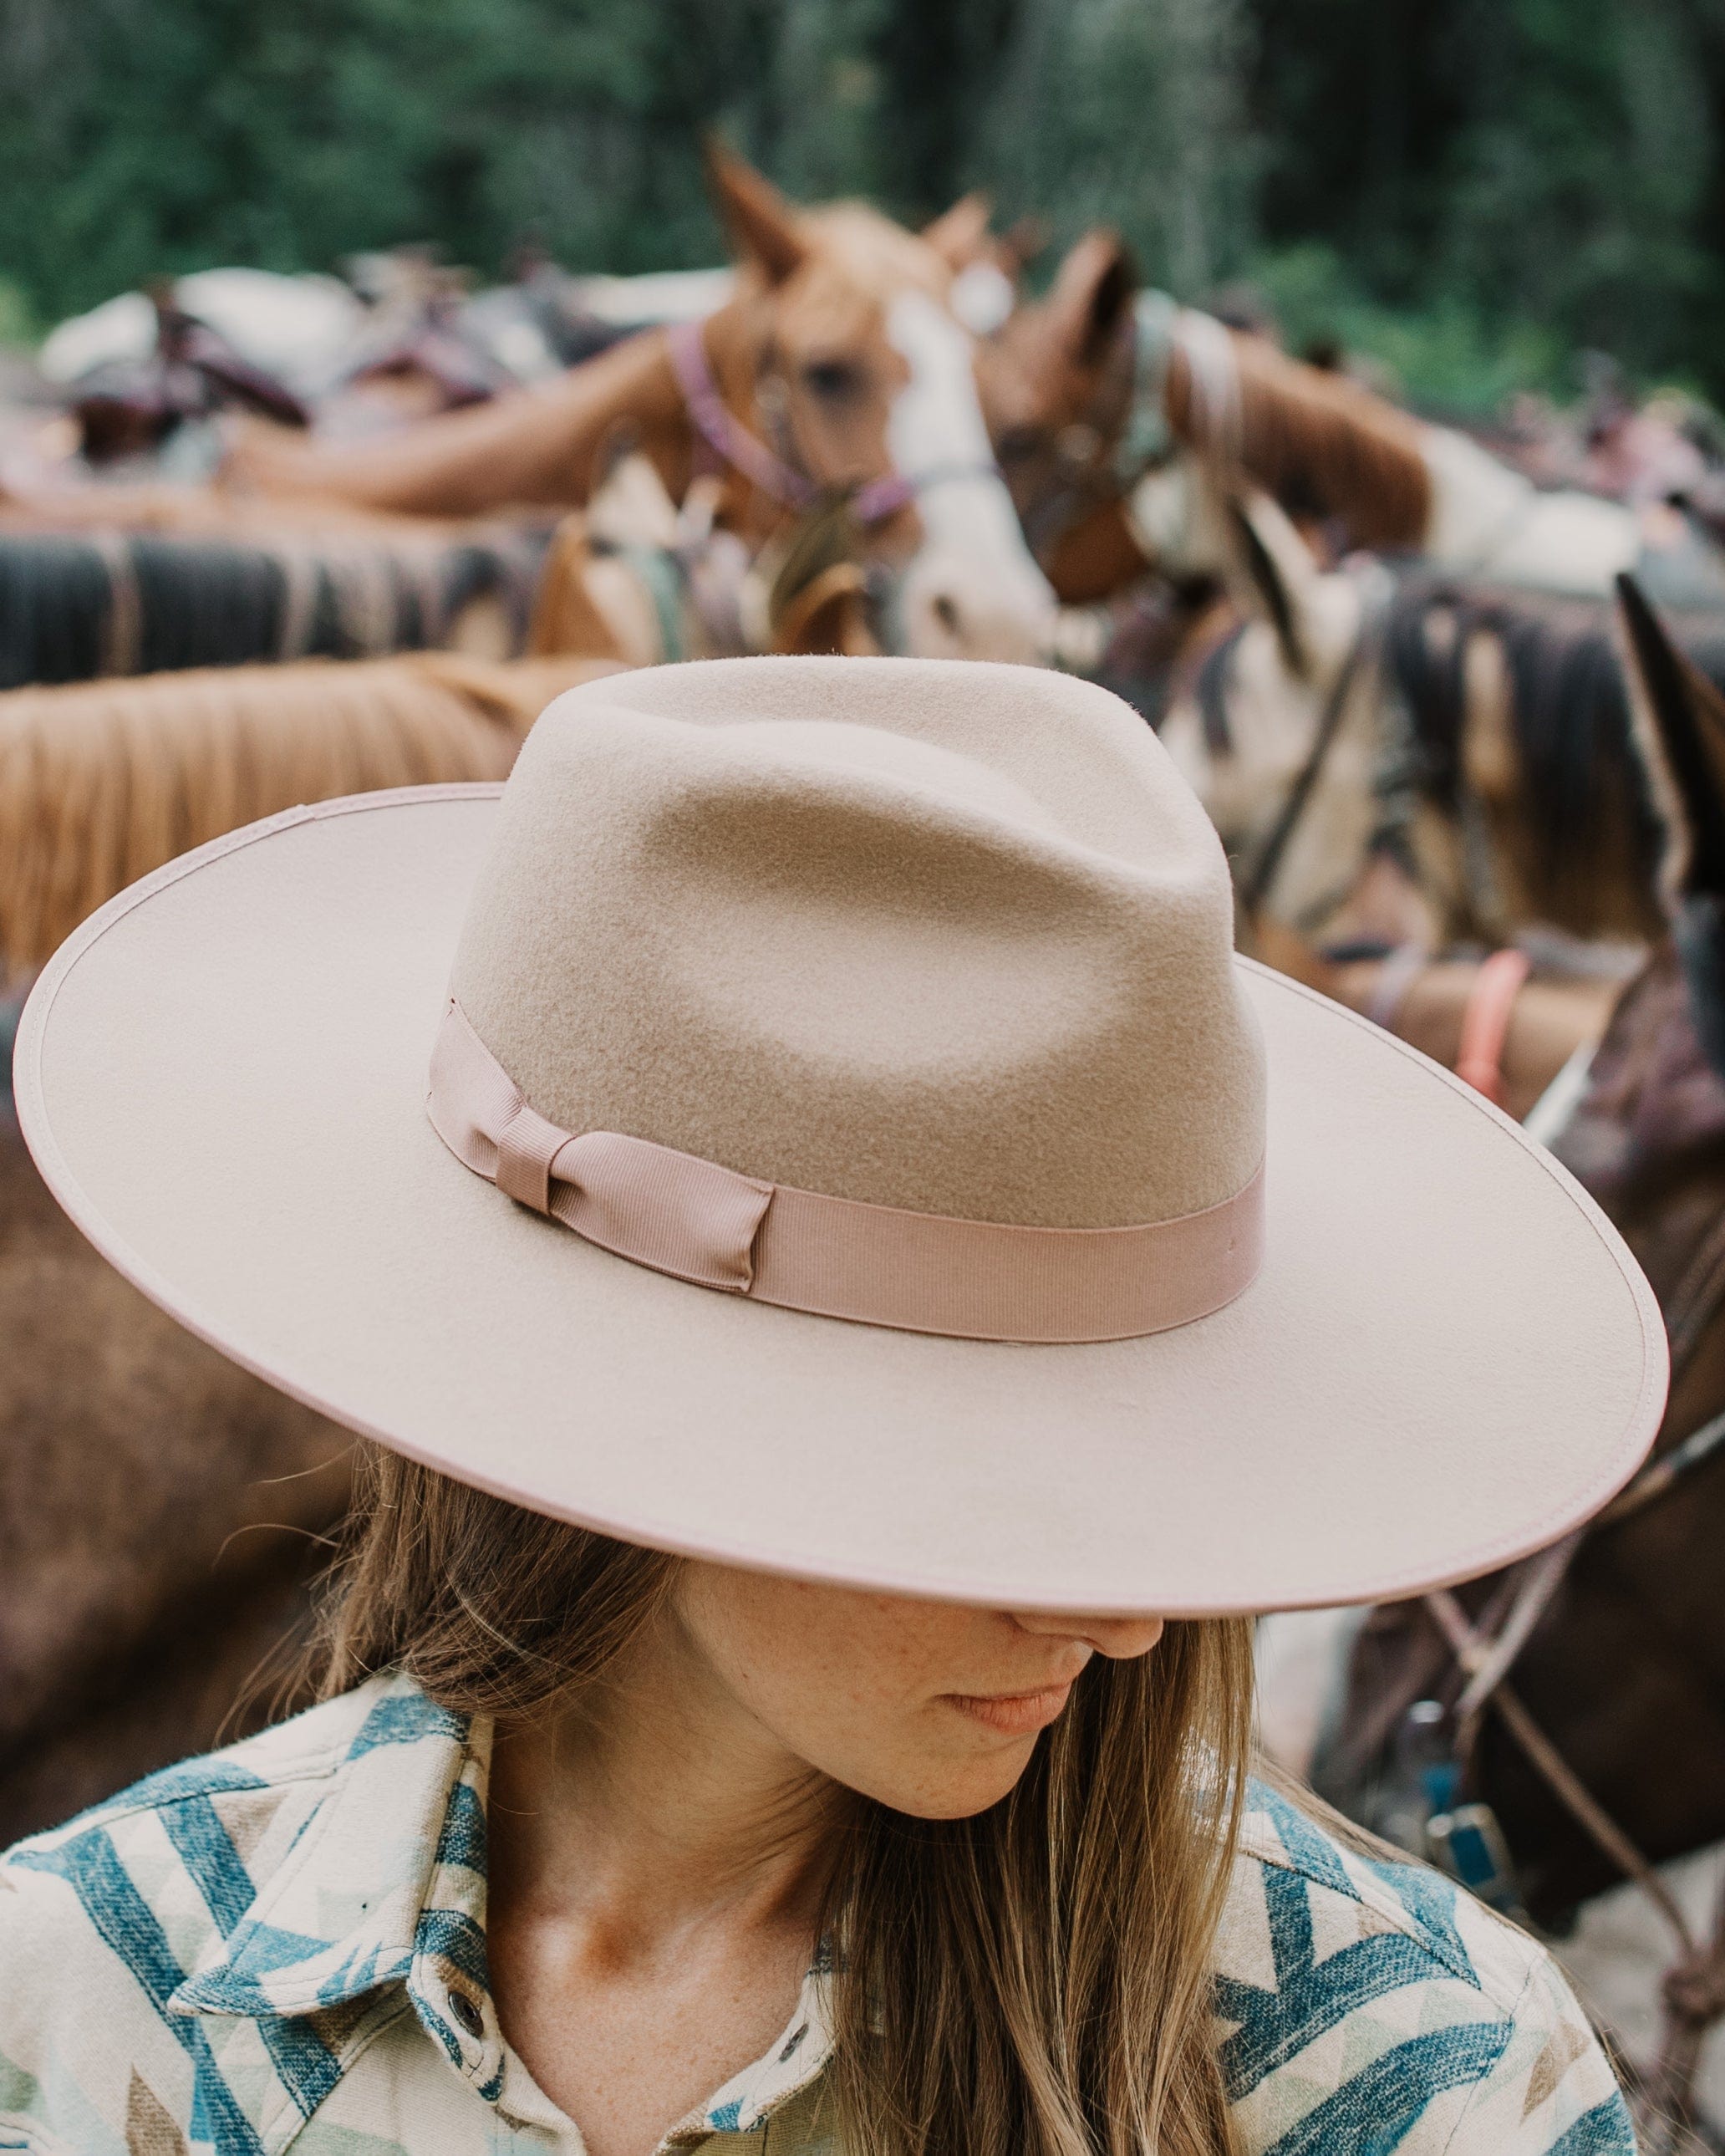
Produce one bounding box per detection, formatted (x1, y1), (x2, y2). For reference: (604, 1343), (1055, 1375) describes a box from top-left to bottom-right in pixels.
(0, 1671), (1632, 2154)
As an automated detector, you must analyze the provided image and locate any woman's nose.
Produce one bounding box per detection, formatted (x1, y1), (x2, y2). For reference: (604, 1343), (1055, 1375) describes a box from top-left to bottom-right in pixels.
(1012, 1611), (1166, 1660)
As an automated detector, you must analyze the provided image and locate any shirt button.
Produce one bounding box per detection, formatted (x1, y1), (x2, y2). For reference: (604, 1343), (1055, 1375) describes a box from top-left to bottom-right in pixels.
(447, 1986), (486, 2038)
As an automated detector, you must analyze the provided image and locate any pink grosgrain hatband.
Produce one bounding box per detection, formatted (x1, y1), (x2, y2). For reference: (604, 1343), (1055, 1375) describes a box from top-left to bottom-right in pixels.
(427, 999), (1264, 1343)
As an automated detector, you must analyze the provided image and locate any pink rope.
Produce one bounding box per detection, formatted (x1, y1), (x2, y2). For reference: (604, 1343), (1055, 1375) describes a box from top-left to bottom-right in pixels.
(667, 319), (913, 528)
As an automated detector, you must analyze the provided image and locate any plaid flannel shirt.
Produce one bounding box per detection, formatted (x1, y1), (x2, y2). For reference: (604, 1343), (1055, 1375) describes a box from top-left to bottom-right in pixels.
(0, 1670), (1632, 2154)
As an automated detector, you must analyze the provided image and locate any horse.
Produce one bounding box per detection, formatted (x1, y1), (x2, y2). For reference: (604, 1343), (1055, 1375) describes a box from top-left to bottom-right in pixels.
(211, 145), (1059, 665)
(0, 636), (631, 1837)
(977, 230), (1432, 604)
(1290, 577), (1725, 2149)
(1255, 921), (1630, 1125)
(0, 1063), (353, 1840)
(979, 231), (1725, 610)
(1154, 486), (1698, 954)
(0, 649), (615, 981)
(0, 520), (549, 689)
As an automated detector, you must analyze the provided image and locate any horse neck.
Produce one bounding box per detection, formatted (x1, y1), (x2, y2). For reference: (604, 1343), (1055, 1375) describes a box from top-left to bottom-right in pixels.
(1164, 327), (1434, 554)
(233, 327), (693, 521)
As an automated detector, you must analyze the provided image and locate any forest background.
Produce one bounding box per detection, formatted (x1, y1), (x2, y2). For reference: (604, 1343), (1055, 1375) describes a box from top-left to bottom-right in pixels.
(3, 0), (1722, 415)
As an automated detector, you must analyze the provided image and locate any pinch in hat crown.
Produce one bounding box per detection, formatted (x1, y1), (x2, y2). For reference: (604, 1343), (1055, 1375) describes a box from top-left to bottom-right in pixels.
(450, 656), (1265, 1231)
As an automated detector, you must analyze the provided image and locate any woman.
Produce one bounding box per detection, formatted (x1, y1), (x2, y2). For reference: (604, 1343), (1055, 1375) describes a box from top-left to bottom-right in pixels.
(3, 656), (1660, 2153)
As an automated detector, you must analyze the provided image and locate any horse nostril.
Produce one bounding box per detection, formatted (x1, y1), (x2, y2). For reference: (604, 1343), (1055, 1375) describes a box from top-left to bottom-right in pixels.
(933, 593), (960, 634)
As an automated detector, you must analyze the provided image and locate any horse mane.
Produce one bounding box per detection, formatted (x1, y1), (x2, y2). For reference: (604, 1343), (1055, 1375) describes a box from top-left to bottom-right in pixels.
(1166, 329), (1432, 553)
(0, 526), (549, 690)
(1384, 578), (1679, 916)
(0, 651), (611, 979)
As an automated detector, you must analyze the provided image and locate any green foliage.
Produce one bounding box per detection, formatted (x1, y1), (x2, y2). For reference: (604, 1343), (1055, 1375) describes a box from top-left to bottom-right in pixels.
(0, 283), (40, 352)
(970, 0), (1254, 293)
(3, 0), (1724, 406)
(1246, 0), (1725, 395)
(1251, 243), (1571, 416)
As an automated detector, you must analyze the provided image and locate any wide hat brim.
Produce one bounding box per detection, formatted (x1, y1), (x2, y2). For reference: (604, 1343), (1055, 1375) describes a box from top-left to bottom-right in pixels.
(16, 784), (1666, 1616)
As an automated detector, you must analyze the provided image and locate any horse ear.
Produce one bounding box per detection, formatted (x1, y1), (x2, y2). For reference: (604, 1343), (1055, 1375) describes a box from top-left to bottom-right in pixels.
(1044, 230), (1137, 369)
(999, 215), (1051, 278)
(703, 139), (807, 285)
(1222, 488), (1322, 680)
(1616, 571), (1725, 902)
(922, 193), (994, 273)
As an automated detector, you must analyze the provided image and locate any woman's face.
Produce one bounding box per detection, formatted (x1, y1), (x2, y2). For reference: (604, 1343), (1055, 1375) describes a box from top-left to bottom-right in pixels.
(671, 1562), (1165, 1818)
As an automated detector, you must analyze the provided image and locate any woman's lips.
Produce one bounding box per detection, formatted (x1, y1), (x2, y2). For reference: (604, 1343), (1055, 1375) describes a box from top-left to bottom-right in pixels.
(944, 1682), (1075, 1736)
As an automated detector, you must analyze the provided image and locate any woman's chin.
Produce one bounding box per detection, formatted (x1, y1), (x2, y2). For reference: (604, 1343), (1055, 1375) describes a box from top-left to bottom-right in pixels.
(872, 1740), (1043, 1821)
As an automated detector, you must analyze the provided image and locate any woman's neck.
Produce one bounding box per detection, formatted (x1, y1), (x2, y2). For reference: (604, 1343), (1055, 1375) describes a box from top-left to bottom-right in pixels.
(487, 1608), (838, 1954)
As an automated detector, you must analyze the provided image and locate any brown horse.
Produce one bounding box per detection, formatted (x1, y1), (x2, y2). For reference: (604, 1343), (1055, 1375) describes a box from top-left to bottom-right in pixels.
(976, 232), (1432, 604)
(1310, 577), (1725, 2146)
(0, 1044), (354, 1839)
(980, 232), (1718, 609)
(211, 150), (1058, 664)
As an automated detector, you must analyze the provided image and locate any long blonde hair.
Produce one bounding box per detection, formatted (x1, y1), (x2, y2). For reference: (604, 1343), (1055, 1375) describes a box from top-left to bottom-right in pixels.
(305, 1444), (1253, 2156)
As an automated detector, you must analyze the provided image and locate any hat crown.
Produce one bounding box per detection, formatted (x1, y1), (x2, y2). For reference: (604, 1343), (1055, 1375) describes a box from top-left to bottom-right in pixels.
(450, 657), (1264, 1230)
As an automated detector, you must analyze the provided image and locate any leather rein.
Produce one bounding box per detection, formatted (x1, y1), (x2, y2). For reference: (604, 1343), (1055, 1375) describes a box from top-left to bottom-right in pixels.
(1416, 1216), (1725, 2138)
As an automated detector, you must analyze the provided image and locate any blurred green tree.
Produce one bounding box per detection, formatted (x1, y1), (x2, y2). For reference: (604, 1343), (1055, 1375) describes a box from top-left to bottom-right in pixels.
(2, 0), (1723, 404)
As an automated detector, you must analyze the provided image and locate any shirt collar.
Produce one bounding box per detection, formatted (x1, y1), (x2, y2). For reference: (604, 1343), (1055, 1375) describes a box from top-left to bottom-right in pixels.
(169, 1674), (507, 2097)
(166, 1672), (837, 2128)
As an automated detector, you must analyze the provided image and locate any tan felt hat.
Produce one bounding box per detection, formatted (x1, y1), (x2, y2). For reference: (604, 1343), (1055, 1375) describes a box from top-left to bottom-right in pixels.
(14, 658), (1666, 1614)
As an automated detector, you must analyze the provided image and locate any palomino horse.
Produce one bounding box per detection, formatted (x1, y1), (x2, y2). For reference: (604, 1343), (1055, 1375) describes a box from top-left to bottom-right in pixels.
(1303, 579), (1725, 2149)
(213, 148), (1058, 665)
(1156, 487), (1680, 952)
(979, 232), (1725, 609)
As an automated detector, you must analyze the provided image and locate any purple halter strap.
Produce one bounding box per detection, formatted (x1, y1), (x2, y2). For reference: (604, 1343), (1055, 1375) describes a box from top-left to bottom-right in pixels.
(668, 318), (913, 527)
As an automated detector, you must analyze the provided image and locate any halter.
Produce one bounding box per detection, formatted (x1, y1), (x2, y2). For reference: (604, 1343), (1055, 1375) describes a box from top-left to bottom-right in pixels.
(1021, 293), (1239, 571)
(668, 317), (919, 529)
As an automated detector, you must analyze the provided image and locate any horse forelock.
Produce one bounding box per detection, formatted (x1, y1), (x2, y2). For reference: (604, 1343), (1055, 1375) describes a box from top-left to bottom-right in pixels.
(795, 201), (953, 300)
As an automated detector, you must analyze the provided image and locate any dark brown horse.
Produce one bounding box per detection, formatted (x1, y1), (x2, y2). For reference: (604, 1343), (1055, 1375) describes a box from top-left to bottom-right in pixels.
(0, 1035), (351, 1838)
(1312, 576), (1725, 2146)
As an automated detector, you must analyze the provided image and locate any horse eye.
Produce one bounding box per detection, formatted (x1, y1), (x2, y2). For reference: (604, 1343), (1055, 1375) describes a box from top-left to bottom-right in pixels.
(801, 358), (862, 400)
(995, 426), (1046, 466)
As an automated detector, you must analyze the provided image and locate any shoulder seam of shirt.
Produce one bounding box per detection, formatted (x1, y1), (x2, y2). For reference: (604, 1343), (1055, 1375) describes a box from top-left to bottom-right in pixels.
(1236, 1812), (1541, 2011)
(0, 1744), (351, 1863)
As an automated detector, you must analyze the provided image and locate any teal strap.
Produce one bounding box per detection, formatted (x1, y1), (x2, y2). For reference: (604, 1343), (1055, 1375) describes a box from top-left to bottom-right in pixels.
(1113, 290), (1181, 487)
(619, 543), (689, 664)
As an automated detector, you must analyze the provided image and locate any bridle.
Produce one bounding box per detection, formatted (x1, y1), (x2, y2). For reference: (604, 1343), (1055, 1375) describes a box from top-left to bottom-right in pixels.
(667, 316), (999, 533)
(1016, 293), (1239, 573)
(1223, 568), (1395, 942)
(1220, 571), (1528, 950)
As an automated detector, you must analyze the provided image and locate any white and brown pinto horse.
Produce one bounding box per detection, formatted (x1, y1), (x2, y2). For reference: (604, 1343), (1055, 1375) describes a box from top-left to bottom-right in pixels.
(1155, 487), (1672, 955)
(980, 232), (1725, 611)
(208, 150), (1059, 665)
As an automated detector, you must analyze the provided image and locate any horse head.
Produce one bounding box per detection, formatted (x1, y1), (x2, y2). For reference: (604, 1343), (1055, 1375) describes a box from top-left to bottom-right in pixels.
(692, 146), (1059, 663)
(980, 231), (1434, 605)
(975, 231), (1156, 603)
(1156, 487), (1434, 951)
